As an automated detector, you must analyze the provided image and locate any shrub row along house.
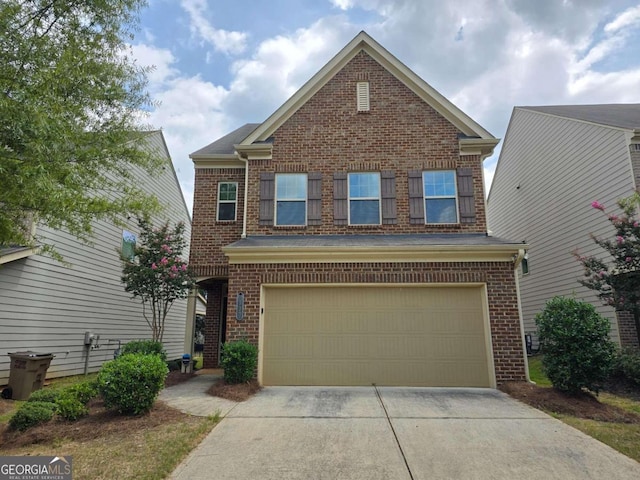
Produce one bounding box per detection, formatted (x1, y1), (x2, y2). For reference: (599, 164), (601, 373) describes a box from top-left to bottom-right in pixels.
(488, 104), (640, 348)
(0, 131), (191, 384)
(188, 32), (528, 387)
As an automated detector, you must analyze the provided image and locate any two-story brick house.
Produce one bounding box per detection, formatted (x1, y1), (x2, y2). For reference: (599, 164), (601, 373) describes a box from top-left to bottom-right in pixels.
(189, 32), (528, 387)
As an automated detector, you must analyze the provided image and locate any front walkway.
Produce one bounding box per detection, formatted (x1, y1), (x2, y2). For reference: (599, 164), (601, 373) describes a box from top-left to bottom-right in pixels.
(159, 370), (238, 417)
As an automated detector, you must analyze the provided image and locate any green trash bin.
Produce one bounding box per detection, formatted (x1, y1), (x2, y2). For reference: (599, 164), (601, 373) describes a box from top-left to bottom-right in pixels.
(7, 351), (55, 400)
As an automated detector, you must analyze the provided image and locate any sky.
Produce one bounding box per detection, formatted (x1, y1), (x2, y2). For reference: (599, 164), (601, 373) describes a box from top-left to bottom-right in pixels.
(133, 0), (640, 212)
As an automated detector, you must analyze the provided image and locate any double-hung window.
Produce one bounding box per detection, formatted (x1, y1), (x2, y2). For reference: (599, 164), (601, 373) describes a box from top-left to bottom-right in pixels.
(217, 182), (238, 221)
(275, 173), (307, 225)
(423, 171), (458, 224)
(348, 172), (380, 225)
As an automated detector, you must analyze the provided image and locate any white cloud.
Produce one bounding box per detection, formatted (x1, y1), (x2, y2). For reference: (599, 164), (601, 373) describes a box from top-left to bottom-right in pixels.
(180, 0), (247, 55)
(330, 0), (354, 9)
(604, 4), (640, 32)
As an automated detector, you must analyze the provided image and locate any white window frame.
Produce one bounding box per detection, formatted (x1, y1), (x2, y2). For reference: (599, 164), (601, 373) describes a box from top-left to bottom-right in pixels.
(217, 182), (238, 222)
(348, 172), (381, 225)
(274, 173), (307, 226)
(423, 170), (459, 224)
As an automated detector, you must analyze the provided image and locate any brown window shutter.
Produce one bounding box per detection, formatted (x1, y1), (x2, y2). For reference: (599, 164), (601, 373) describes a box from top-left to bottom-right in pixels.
(307, 172), (322, 226)
(381, 170), (397, 224)
(457, 167), (475, 224)
(333, 172), (348, 225)
(408, 170), (424, 224)
(259, 172), (275, 225)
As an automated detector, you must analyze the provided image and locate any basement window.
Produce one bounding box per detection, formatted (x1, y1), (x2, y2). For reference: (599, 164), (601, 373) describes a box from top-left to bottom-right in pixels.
(356, 81), (370, 112)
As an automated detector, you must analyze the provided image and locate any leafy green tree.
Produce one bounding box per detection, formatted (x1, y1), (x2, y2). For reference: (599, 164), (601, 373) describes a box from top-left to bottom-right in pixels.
(0, 0), (160, 254)
(121, 219), (195, 341)
(574, 194), (640, 346)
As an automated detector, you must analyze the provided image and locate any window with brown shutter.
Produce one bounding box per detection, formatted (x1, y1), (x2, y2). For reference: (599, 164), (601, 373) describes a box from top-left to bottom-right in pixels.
(259, 172), (275, 225)
(408, 170), (425, 224)
(307, 173), (322, 225)
(333, 172), (348, 225)
(381, 171), (397, 224)
(456, 167), (476, 224)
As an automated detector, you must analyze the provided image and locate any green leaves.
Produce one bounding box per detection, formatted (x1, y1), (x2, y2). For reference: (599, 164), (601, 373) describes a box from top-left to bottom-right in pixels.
(121, 219), (195, 341)
(0, 0), (160, 253)
(575, 193), (640, 346)
(536, 297), (615, 394)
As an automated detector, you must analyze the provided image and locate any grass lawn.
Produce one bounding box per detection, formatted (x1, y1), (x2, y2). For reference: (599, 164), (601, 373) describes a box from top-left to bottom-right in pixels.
(523, 356), (640, 463)
(0, 374), (219, 480)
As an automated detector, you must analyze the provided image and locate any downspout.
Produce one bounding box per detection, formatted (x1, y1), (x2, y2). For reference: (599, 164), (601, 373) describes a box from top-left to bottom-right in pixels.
(239, 154), (248, 238)
(513, 248), (532, 383)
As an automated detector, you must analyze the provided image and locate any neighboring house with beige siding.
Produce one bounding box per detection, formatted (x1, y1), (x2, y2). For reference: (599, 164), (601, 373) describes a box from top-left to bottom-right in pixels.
(0, 130), (192, 385)
(189, 31), (528, 388)
(487, 105), (640, 348)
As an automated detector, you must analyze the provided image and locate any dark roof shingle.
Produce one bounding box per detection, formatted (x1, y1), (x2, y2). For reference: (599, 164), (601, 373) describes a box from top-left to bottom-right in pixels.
(190, 123), (261, 156)
(521, 104), (640, 130)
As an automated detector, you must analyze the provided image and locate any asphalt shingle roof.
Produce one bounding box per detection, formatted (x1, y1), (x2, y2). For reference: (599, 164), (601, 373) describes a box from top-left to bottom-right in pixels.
(226, 234), (522, 249)
(522, 104), (640, 130)
(190, 123), (261, 156)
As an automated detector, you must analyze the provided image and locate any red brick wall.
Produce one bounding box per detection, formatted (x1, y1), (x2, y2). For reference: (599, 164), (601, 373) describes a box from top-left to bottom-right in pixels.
(226, 261), (526, 384)
(616, 310), (640, 348)
(203, 283), (224, 368)
(244, 50), (487, 235)
(190, 168), (244, 277)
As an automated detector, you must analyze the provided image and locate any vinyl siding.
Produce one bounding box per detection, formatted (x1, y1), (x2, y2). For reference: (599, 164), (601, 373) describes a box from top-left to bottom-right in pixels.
(0, 131), (191, 384)
(488, 108), (635, 341)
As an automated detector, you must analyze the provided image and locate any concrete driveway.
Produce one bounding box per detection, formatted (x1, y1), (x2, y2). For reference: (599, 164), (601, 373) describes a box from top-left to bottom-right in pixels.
(170, 387), (640, 480)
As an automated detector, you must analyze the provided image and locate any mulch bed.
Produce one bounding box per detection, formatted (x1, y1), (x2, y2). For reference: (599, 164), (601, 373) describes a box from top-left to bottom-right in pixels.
(500, 382), (640, 424)
(206, 378), (261, 402)
(164, 370), (197, 388)
(0, 398), (192, 449)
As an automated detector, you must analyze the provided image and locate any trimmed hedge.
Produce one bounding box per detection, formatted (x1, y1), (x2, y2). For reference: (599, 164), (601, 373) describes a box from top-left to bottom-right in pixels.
(9, 401), (56, 431)
(97, 353), (168, 415)
(120, 340), (167, 361)
(221, 340), (258, 384)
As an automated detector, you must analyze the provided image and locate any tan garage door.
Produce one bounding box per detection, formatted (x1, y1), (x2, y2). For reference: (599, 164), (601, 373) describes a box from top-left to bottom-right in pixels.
(261, 286), (493, 387)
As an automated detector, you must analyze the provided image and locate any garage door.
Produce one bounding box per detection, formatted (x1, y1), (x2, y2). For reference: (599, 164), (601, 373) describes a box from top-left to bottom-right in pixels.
(261, 286), (493, 387)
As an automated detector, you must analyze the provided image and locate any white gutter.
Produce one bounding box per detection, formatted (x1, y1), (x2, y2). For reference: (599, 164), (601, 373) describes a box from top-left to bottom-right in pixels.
(239, 154), (248, 238)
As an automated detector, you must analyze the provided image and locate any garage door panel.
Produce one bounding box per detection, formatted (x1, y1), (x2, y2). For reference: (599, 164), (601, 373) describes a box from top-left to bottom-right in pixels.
(262, 286), (491, 387)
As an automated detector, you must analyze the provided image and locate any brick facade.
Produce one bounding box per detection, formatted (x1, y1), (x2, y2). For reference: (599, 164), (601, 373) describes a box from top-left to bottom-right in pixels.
(226, 261), (527, 385)
(616, 310), (640, 348)
(189, 40), (527, 385)
(203, 281), (224, 368)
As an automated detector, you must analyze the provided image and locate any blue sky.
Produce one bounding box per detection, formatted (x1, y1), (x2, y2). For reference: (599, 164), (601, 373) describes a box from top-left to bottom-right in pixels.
(133, 0), (640, 211)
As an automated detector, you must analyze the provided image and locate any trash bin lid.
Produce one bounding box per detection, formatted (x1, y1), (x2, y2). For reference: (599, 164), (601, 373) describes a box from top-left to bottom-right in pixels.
(8, 351), (55, 358)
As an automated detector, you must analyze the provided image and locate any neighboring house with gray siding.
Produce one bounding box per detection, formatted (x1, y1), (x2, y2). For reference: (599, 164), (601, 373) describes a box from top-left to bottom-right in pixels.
(487, 104), (640, 347)
(0, 130), (192, 384)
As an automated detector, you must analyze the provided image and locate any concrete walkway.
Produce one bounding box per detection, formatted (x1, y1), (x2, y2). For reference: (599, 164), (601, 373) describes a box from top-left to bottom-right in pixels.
(166, 384), (640, 480)
(159, 370), (238, 417)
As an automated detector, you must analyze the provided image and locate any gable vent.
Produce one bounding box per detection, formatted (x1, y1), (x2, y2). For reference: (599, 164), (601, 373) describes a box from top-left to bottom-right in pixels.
(356, 81), (370, 112)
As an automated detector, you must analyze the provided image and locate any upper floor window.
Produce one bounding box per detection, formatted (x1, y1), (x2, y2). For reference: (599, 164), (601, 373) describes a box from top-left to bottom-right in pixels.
(349, 172), (380, 225)
(423, 171), (458, 224)
(217, 182), (238, 221)
(275, 173), (307, 226)
(121, 230), (136, 262)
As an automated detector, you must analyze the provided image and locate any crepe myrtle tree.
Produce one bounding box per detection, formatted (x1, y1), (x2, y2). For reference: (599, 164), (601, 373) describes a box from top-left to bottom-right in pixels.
(122, 218), (195, 342)
(574, 193), (640, 346)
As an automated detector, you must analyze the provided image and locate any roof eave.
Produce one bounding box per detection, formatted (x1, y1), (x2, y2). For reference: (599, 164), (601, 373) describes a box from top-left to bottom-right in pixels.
(223, 243), (526, 265)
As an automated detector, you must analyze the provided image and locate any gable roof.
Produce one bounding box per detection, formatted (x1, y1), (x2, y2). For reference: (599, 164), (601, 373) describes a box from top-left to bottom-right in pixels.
(521, 104), (640, 130)
(240, 31), (496, 146)
(191, 123), (261, 157)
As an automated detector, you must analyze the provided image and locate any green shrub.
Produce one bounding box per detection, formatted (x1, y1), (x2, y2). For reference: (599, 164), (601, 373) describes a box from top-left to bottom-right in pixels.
(221, 340), (258, 384)
(613, 348), (640, 385)
(28, 388), (60, 404)
(55, 393), (88, 421)
(9, 401), (56, 431)
(65, 380), (98, 405)
(121, 339), (167, 361)
(536, 296), (616, 393)
(97, 353), (168, 415)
